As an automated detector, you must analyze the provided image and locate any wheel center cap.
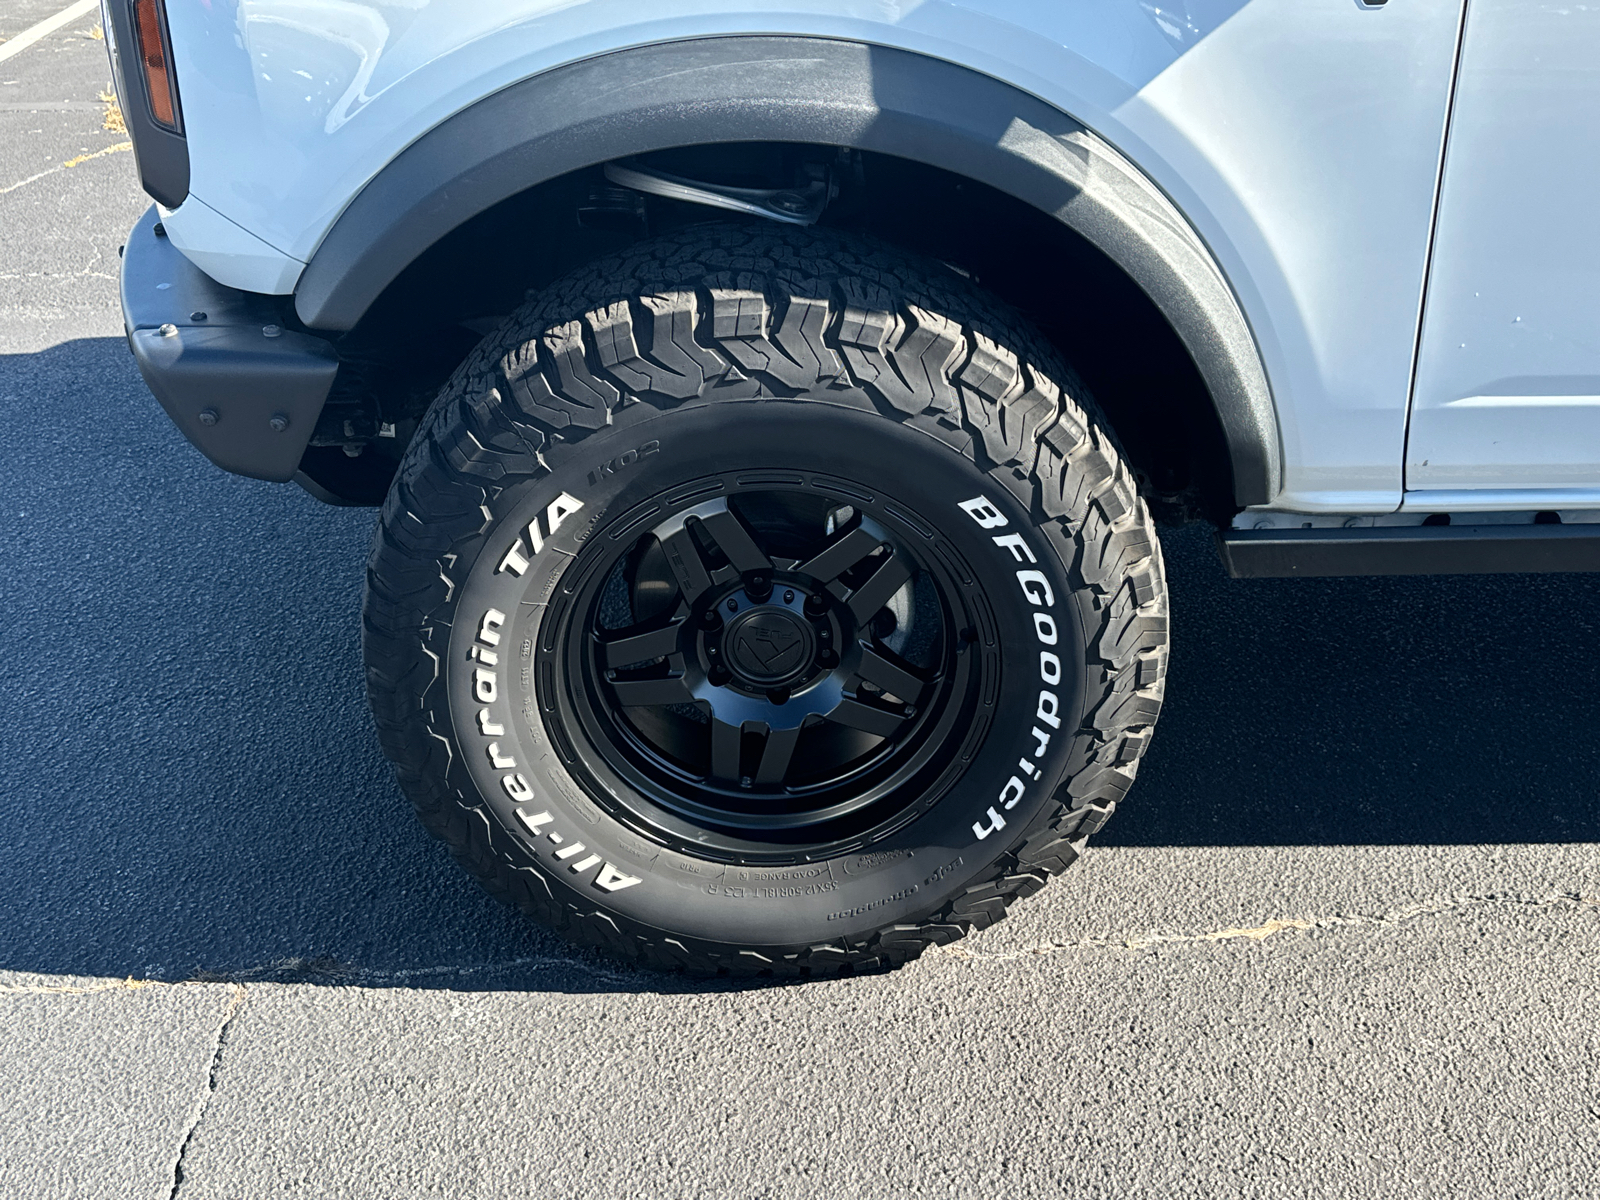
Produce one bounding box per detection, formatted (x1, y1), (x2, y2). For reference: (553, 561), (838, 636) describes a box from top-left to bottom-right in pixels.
(723, 606), (816, 687)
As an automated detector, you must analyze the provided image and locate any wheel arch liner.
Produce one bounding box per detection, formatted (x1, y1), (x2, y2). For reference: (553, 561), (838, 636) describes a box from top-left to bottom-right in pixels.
(293, 35), (1280, 506)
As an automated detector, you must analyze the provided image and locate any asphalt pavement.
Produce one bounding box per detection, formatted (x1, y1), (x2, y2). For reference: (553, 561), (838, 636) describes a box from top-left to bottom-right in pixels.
(2, 6), (1597, 1197)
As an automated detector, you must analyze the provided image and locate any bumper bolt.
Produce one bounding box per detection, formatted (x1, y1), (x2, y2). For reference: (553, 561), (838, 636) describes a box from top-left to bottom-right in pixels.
(268, 413), (290, 432)
(190, 311), (207, 322)
(158, 323), (178, 338)
(197, 408), (219, 427)
(262, 324), (282, 338)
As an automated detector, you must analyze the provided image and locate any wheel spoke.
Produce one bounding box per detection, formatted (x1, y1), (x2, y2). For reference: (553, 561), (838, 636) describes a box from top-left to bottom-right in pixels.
(797, 527), (884, 586)
(609, 675), (696, 708)
(855, 646), (925, 703)
(699, 506), (771, 574)
(824, 697), (908, 739)
(753, 724), (802, 785)
(658, 526), (715, 605)
(710, 716), (743, 780)
(600, 620), (686, 669)
(844, 553), (912, 624)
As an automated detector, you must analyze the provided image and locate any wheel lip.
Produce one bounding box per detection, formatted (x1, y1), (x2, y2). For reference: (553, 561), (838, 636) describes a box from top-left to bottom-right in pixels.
(538, 471), (995, 861)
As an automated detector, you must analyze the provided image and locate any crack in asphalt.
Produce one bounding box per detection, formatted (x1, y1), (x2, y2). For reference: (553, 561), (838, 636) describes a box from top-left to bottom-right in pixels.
(166, 984), (245, 1200)
(939, 891), (1600, 963)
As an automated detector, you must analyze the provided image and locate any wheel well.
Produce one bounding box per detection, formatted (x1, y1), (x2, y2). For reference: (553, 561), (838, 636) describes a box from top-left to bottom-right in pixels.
(305, 145), (1235, 522)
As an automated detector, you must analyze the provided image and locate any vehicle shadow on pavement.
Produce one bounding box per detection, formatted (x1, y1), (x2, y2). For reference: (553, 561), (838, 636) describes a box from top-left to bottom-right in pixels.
(1, 340), (1596, 993)
(1112, 515), (1600, 850)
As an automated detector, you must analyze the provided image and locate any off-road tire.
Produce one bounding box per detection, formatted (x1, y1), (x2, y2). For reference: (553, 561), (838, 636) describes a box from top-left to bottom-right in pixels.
(363, 224), (1168, 975)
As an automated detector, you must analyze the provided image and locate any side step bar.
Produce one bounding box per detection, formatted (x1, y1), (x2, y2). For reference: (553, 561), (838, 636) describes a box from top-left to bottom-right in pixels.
(1218, 524), (1600, 578)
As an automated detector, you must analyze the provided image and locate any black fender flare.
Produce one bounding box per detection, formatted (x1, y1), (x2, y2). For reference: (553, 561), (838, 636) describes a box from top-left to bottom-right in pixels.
(294, 35), (1280, 505)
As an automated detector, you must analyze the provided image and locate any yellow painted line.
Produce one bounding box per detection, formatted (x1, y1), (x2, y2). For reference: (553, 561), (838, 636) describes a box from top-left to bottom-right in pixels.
(0, 139), (130, 196)
(0, 0), (101, 65)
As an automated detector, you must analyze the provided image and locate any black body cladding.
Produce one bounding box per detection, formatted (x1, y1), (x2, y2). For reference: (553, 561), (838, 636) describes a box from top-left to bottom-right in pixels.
(103, 0), (190, 207)
(1219, 524), (1600, 578)
(121, 207), (338, 481)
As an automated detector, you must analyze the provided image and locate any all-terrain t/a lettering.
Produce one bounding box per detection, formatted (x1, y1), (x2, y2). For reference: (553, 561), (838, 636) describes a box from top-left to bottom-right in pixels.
(494, 492), (585, 576)
(471, 605), (641, 893)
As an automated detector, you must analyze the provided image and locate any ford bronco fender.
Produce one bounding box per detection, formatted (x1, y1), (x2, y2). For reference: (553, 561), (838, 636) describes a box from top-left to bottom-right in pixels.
(292, 37), (1280, 506)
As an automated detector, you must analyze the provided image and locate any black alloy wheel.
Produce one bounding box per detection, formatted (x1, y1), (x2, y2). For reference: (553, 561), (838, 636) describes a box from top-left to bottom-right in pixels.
(550, 482), (988, 859)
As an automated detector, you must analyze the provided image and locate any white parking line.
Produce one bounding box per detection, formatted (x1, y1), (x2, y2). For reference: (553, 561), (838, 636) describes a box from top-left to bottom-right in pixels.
(0, 0), (101, 66)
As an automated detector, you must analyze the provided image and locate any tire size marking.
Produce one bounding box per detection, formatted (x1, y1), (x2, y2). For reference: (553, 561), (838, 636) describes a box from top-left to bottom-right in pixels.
(470, 603), (640, 893)
(706, 882), (839, 900)
(957, 495), (1062, 842)
(708, 863), (840, 901)
(494, 491), (585, 577)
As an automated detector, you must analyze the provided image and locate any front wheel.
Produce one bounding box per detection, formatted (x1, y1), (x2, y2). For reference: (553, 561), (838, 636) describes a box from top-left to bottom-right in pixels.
(363, 225), (1168, 974)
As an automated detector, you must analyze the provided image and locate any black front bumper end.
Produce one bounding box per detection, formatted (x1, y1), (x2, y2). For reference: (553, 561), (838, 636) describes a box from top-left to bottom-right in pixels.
(121, 206), (338, 483)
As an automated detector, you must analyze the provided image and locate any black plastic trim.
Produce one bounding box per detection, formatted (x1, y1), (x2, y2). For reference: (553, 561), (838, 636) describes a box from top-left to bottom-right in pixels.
(121, 206), (337, 482)
(293, 36), (1280, 506)
(1218, 525), (1600, 578)
(103, 0), (189, 206)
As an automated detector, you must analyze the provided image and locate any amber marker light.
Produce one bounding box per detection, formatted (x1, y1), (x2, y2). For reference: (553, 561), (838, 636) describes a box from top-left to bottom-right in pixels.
(132, 0), (181, 131)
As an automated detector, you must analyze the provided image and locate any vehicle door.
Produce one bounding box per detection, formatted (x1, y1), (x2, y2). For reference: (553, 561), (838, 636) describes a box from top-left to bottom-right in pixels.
(1407, 1), (1600, 502)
